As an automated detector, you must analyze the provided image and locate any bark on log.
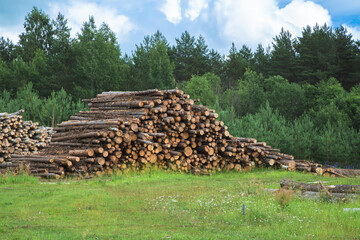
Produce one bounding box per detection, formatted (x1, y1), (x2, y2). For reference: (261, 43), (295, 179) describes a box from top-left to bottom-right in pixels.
(280, 178), (360, 194)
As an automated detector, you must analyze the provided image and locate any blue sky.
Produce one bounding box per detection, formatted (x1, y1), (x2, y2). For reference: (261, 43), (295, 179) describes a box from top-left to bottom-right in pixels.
(0, 0), (360, 54)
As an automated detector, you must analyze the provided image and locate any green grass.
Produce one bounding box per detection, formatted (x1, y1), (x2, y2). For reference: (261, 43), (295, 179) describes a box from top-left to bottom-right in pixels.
(1, 169), (360, 239)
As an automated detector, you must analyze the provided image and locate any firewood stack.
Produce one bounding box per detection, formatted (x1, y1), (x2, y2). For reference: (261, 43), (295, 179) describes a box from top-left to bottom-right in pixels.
(0, 110), (54, 164)
(5, 89), (299, 178)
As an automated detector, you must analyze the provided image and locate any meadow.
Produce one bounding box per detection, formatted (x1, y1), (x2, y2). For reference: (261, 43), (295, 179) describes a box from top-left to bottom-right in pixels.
(1, 169), (360, 239)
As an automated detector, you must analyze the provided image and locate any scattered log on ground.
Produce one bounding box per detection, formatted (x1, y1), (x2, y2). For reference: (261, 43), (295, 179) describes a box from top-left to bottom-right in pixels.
(280, 178), (360, 194)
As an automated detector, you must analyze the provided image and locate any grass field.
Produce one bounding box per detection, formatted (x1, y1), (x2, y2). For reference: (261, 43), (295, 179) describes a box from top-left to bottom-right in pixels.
(1, 169), (360, 239)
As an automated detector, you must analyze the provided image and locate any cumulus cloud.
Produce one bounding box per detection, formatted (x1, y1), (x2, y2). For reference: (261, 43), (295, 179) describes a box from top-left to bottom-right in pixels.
(185, 0), (209, 21)
(0, 26), (22, 43)
(160, 0), (182, 24)
(214, 0), (332, 49)
(343, 24), (360, 41)
(49, 1), (136, 42)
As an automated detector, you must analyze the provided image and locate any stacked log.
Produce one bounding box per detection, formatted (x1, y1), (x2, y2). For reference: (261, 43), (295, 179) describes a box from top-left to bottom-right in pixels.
(6, 89), (296, 178)
(0, 110), (53, 164)
(277, 159), (360, 177)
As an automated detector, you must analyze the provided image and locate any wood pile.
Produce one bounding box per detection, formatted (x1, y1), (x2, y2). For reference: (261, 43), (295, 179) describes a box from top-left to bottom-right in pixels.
(280, 178), (360, 200)
(279, 159), (360, 177)
(5, 89), (297, 178)
(280, 178), (360, 194)
(0, 110), (53, 165)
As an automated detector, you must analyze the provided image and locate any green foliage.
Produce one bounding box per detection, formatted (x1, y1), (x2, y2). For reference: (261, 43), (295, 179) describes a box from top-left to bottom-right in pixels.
(235, 103), (294, 153)
(19, 7), (54, 62)
(253, 44), (270, 76)
(264, 75), (307, 119)
(130, 33), (175, 90)
(184, 73), (217, 106)
(289, 115), (316, 160)
(314, 121), (360, 166)
(0, 59), (14, 91)
(71, 17), (126, 99)
(0, 83), (86, 126)
(222, 69), (266, 117)
(309, 102), (352, 127)
(0, 37), (16, 63)
(40, 88), (86, 127)
(343, 84), (360, 129)
(222, 43), (250, 88)
(270, 29), (296, 82)
(216, 102), (360, 166)
(1, 82), (43, 123)
(0, 7), (360, 166)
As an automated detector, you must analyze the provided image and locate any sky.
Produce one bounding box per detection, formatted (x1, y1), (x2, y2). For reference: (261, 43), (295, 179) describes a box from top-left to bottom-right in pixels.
(0, 0), (360, 54)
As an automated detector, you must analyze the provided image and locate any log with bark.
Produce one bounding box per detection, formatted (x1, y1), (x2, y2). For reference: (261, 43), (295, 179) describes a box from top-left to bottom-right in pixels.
(1, 89), (322, 178)
(0, 110), (54, 166)
(280, 178), (360, 194)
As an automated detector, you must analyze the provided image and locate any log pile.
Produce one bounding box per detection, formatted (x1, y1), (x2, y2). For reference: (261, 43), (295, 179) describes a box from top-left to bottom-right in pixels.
(5, 89), (297, 178)
(0, 110), (53, 164)
(279, 159), (360, 177)
(280, 178), (360, 200)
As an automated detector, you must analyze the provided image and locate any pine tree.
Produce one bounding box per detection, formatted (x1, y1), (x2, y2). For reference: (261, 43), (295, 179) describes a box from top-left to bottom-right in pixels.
(223, 43), (249, 89)
(253, 44), (270, 76)
(171, 31), (196, 82)
(294, 24), (336, 84)
(333, 26), (358, 90)
(0, 37), (16, 63)
(130, 32), (175, 90)
(209, 49), (225, 78)
(270, 28), (296, 82)
(50, 12), (73, 92)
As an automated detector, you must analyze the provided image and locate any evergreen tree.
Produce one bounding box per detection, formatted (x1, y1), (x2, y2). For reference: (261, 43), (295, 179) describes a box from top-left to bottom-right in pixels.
(253, 44), (270, 76)
(0, 59), (15, 91)
(333, 26), (359, 90)
(130, 32), (175, 90)
(223, 43), (249, 89)
(294, 24), (336, 84)
(193, 35), (211, 75)
(239, 44), (253, 64)
(208, 49), (224, 77)
(0, 37), (16, 63)
(270, 29), (296, 82)
(171, 31), (196, 82)
(50, 12), (74, 92)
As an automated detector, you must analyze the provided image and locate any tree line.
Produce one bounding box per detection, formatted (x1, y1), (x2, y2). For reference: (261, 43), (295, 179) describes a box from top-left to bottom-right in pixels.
(1, 7), (360, 166)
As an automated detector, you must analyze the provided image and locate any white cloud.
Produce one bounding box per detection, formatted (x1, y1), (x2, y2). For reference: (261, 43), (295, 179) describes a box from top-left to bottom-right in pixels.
(343, 24), (360, 41)
(0, 26), (23, 44)
(185, 0), (209, 21)
(277, 0), (331, 35)
(214, 0), (332, 49)
(160, 0), (182, 24)
(49, 1), (136, 42)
